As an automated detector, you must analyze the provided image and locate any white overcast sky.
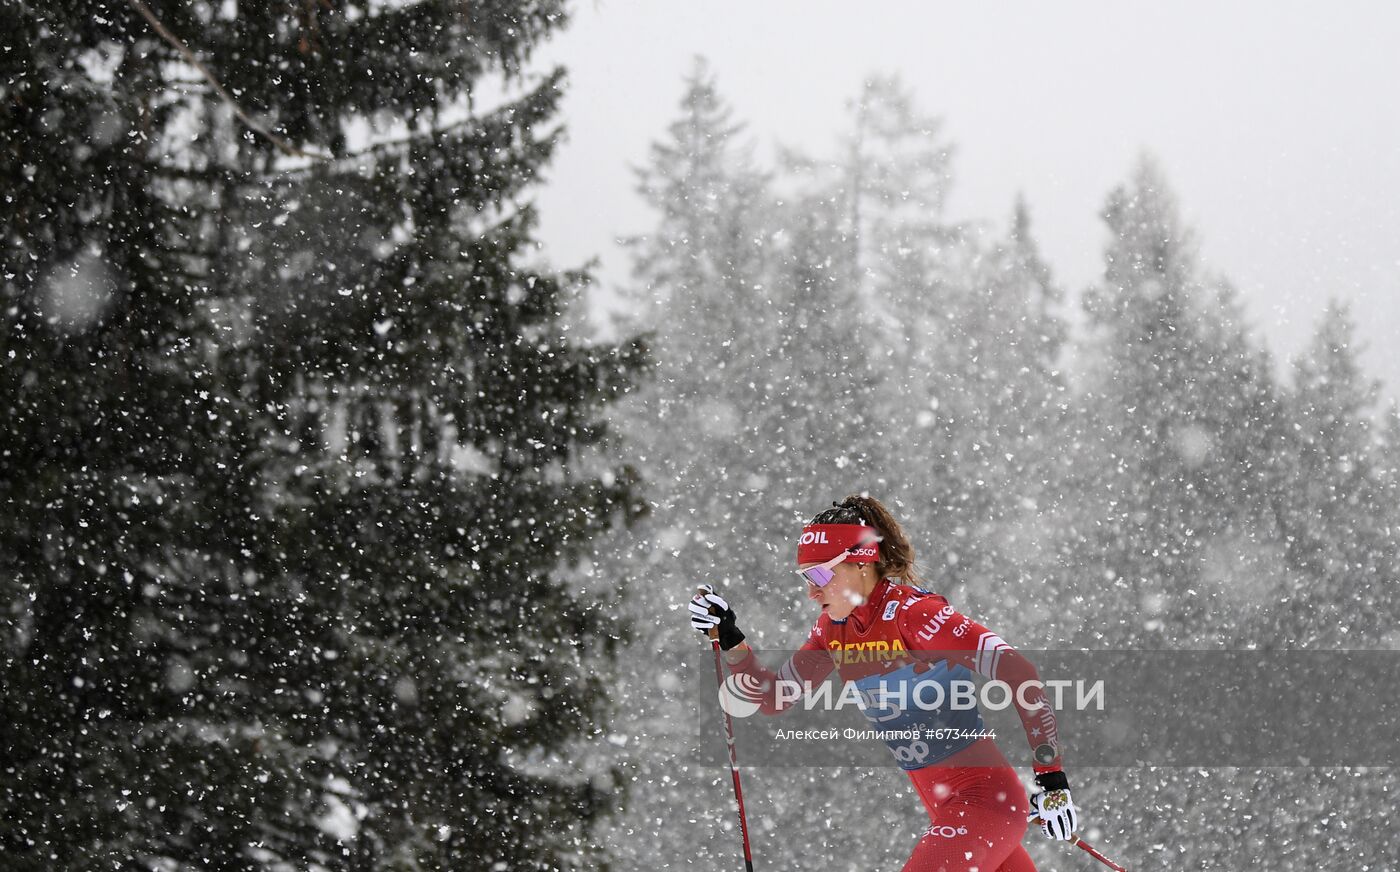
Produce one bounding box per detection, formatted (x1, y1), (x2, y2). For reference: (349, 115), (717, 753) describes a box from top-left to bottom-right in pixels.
(528, 1), (1400, 401)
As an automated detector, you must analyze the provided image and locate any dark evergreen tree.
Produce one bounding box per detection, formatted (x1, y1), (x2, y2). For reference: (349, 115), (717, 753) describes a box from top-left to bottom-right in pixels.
(1, 2), (639, 869)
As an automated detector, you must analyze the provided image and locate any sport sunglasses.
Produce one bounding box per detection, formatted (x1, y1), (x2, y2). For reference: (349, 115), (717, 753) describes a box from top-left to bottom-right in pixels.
(795, 530), (883, 588)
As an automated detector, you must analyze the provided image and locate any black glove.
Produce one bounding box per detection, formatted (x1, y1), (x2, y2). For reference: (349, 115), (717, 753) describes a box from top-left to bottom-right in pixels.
(688, 584), (746, 651)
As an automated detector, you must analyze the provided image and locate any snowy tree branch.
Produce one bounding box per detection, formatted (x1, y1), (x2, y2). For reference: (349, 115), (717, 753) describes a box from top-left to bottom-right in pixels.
(125, 0), (330, 161)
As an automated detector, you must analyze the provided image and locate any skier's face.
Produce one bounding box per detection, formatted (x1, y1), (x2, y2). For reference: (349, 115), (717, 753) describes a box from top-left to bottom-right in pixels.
(802, 561), (876, 620)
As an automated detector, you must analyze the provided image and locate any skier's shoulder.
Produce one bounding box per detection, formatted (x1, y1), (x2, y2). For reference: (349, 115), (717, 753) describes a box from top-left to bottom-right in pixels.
(887, 584), (975, 650)
(885, 581), (954, 624)
(887, 580), (950, 611)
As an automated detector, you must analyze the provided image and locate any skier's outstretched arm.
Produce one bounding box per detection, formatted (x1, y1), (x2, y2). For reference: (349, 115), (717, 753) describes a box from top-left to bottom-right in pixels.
(897, 594), (1062, 771)
(897, 594), (1081, 841)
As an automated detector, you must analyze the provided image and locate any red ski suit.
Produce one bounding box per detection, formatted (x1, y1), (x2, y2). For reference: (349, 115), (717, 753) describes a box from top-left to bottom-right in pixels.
(728, 579), (1063, 871)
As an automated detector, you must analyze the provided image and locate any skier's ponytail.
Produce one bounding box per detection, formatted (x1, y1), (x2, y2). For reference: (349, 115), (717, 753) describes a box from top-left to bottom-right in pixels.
(810, 494), (925, 587)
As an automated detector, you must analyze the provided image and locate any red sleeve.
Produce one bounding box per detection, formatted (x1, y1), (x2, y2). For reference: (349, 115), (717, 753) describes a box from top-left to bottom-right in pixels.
(725, 622), (836, 716)
(898, 595), (1064, 774)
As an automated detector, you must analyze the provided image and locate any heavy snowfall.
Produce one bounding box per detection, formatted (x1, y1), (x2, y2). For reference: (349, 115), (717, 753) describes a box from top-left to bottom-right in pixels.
(2, 2), (1396, 870)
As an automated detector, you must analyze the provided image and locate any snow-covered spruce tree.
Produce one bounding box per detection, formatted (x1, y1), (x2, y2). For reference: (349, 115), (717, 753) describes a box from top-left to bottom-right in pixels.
(1, 2), (640, 869)
(1055, 162), (1400, 871)
(932, 200), (1072, 638)
(726, 154), (915, 872)
(614, 71), (1079, 872)
(616, 60), (809, 627)
(762, 184), (890, 518)
(777, 80), (946, 490)
(784, 78), (980, 599)
(603, 64), (783, 872)
(610, 66), (909, 872)
(1375, 405), (1400, 647)
(1069, 158), (1284, 646)
(781, 75), (964, 313)
(1272, 301), (1392, 643)
(782, 79), (1074, 639)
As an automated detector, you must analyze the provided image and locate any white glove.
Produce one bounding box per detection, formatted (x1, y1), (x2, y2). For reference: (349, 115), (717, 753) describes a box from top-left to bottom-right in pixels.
(687, 584), (745, 649)
(1028, 787), (1079, 841)
(688, 585), (725, 631)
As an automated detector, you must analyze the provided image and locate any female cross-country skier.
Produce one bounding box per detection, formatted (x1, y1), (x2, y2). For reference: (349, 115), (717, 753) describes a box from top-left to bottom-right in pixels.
(688, 494), (1080, 872)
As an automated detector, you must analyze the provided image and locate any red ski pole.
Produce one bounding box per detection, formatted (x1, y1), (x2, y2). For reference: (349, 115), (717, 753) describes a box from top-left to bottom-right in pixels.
(1066, 832), (1128, 871)
(698, 587), (755, 871)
